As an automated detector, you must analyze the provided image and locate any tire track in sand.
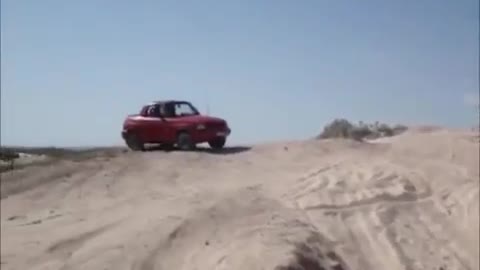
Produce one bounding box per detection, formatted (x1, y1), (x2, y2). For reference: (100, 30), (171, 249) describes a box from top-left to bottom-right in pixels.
(136, 189), (354, 270)
(288, 161), (431, 213)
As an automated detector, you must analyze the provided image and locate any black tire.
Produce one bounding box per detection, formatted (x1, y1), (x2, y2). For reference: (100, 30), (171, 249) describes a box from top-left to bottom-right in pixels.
(208, 137), (226, 150)
(125, 134), (145, 151)
(176, 132), (195, 151)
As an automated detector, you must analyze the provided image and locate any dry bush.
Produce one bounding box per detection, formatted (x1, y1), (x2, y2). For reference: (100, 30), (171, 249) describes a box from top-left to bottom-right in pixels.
(392, 124), (408, 135)
(377, 123), (394, 137)
(349, 125), (374, 140)
(318, 119), (407, 141)
(0, 148), (20, 161)
(317, 119), (355, 139)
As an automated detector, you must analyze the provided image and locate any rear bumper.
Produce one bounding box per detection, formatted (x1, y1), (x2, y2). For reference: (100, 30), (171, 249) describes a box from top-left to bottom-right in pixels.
(121, 130), (128, 140)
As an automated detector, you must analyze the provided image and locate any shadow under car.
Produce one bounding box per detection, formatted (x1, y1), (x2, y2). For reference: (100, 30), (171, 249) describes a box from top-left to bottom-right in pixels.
(144, 144), (251, 155)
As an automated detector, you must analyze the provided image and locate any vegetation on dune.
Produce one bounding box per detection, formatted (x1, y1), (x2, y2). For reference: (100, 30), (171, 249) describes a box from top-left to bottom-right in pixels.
(1, 146), (123, 159)
(0, 146), (124, 173)
(317, 119), (408, 141)
(0, 148), (20, 161)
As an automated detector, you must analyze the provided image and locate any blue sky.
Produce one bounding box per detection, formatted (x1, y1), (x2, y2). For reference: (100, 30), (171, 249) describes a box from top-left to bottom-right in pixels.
(1, 0), (478, 146)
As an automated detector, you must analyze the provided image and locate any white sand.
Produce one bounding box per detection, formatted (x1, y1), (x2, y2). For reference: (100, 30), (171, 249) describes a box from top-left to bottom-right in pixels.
(1, 128), (479, 270)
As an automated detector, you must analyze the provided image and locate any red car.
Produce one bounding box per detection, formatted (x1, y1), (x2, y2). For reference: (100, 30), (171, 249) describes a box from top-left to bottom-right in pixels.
(121, 100), (231, 151)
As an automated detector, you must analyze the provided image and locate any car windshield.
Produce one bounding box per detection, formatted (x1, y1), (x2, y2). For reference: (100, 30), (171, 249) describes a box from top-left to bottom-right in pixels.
(173, 102), (199, 117)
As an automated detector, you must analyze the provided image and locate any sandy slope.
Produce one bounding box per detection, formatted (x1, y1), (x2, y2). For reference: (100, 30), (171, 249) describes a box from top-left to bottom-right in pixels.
(1, 129), (479, 270)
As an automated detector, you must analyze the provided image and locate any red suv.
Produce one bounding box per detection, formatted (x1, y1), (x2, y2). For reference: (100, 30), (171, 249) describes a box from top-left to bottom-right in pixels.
(121, 100), (231, 151)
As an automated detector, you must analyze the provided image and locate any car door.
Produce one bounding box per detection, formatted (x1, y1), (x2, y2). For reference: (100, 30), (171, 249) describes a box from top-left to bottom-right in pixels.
(142, 104), (167, 143)
(157, 103), (177, 143)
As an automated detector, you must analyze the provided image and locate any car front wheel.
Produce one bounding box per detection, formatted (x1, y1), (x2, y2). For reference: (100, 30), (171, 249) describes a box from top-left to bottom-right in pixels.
(208, 137), (226, 150)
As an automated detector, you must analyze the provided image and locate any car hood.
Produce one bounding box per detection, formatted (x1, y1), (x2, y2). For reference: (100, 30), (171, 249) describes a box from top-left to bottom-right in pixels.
(170, 115), (226, 124)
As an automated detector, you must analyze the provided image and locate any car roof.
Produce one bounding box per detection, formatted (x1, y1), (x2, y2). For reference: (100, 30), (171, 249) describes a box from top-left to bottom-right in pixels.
(151, 100), (190, 105)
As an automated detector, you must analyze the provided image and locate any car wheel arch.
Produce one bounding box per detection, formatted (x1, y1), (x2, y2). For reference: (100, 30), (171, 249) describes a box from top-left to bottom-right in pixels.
(176, 130), (195, 150)
(176, 129), (189, 137)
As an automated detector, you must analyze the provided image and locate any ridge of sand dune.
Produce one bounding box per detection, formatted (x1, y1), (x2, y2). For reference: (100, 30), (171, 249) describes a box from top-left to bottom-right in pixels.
(1, 129), (478, 270)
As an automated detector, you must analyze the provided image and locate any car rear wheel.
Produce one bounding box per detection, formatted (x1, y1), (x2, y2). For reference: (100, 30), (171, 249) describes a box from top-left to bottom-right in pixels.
(176, 132), (195, 151)
(125, 134), (145, 151)
(208, 137), (226, 150)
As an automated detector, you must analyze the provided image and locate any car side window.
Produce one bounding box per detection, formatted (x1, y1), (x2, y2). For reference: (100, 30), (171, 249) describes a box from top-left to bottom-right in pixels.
(175, 103), (196, 116)
(146, 105), (161, 117)
(160, 103), (176, 118)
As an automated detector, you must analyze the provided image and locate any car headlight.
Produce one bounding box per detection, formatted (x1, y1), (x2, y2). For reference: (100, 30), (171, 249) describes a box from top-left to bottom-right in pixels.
(196, 124), (206, 130)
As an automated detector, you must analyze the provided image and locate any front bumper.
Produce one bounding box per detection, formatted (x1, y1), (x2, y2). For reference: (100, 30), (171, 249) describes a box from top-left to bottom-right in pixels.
(195, 127), (231, 143)
(215, 128), (231, 137)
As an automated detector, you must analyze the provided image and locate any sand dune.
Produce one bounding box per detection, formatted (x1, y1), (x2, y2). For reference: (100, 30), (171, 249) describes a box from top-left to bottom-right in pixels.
(1, 129), (479, 270)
